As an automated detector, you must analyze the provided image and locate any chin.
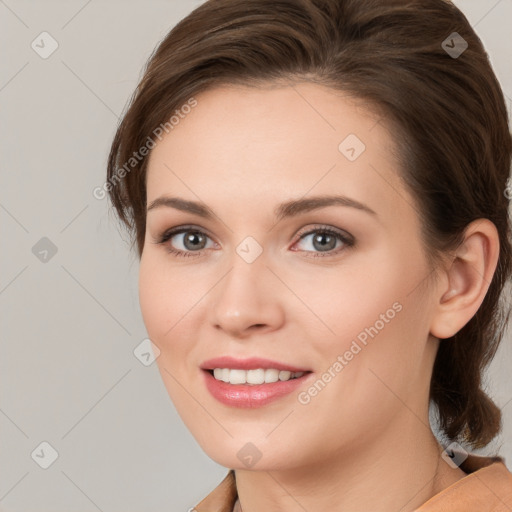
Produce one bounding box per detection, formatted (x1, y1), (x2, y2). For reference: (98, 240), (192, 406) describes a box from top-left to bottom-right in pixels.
(195, 432), (305, 471)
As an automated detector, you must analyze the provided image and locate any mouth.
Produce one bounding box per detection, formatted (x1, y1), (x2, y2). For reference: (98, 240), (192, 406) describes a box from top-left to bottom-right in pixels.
(200, 357), (313, 408)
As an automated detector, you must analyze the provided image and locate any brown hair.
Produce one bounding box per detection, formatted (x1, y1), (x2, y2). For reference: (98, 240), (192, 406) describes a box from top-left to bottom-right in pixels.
(106, 0), (512, 449)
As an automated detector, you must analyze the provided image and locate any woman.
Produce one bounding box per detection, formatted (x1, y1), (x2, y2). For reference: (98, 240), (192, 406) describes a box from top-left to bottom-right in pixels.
(106, 0), (512, 510)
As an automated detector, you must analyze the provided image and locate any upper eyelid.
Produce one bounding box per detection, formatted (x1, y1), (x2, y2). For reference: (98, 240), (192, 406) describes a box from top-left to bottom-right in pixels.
(296, 224), (352, 239)
(158, 224), (216, 243)
(159, 223), (350, 236)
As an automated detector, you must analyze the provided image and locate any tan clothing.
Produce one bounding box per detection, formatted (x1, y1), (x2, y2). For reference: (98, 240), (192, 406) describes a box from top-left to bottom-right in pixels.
(193, 454), (512, 511)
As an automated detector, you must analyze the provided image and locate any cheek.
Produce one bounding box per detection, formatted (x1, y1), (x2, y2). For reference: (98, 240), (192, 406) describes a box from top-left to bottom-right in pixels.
(138, 259), (191, 375)
(138, 255), (212, 397)
(310, 276), (432, 408)
(138, 259), (166, 339)
(293, 248), (432, 403)
(138, 258), (199, 412)
(281, 251), (411, 354)
(138, 255), (203, 342)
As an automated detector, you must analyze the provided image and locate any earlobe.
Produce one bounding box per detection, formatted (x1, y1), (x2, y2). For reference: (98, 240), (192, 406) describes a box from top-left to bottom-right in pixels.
(430, 219), (499, 340)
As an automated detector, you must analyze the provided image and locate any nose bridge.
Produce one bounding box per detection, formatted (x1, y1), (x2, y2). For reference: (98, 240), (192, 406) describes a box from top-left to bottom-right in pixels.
(209, 244), (284, 335)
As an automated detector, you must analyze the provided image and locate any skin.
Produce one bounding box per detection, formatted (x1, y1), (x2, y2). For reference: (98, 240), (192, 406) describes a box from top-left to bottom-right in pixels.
(139, 82), (499, 512)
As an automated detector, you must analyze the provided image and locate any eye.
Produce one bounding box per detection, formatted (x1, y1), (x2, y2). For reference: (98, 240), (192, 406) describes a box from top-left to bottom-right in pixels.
(292, 225), (354, 257)
(153, 224), (354, 258)
(153, 226), (216, 258)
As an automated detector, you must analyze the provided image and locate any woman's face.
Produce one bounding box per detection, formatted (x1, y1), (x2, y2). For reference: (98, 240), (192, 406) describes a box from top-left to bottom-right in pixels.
(140, 82), (441, 470)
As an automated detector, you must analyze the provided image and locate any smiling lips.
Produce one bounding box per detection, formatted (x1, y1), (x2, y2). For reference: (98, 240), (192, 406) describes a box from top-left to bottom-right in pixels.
(200, 356), (312, 408)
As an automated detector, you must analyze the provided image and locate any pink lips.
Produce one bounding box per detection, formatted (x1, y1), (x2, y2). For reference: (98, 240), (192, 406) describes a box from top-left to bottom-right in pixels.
(200, 356), (312, 408)
(200, 356), (310, 373)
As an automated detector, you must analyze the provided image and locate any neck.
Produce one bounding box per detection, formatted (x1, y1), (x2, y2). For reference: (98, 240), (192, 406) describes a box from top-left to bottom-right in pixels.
(233, 416), (466, 512)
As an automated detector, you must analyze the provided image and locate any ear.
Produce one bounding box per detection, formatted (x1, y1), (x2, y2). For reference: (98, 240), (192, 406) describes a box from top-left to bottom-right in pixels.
(429, 219), (500, 340)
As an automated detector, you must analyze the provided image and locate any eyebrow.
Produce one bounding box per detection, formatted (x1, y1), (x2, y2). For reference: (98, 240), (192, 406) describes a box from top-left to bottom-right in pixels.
(146, 194), (377, 221)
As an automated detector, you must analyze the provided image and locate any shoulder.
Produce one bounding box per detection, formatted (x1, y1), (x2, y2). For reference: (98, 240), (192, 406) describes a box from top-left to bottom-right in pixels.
(192, 470), (237, 512)
(416, 454), (512, 511)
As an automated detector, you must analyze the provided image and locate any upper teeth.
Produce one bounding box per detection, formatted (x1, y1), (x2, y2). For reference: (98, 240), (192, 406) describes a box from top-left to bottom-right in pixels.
(212, 368), (305, 385)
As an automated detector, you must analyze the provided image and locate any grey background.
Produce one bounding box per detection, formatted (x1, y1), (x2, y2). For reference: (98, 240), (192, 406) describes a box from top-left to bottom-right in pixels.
(1, 1), (511, 510)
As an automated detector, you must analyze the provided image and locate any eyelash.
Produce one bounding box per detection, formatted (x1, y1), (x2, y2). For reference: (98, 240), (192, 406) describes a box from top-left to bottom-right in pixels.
(153, 224), (355, 259)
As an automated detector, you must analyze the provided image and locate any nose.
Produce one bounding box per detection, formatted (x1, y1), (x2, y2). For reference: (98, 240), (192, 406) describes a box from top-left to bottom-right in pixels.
(209, 256), (285, 338)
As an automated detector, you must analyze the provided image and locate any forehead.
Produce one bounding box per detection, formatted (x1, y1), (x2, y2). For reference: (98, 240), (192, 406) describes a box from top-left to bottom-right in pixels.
(145, 82), (410, 223)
